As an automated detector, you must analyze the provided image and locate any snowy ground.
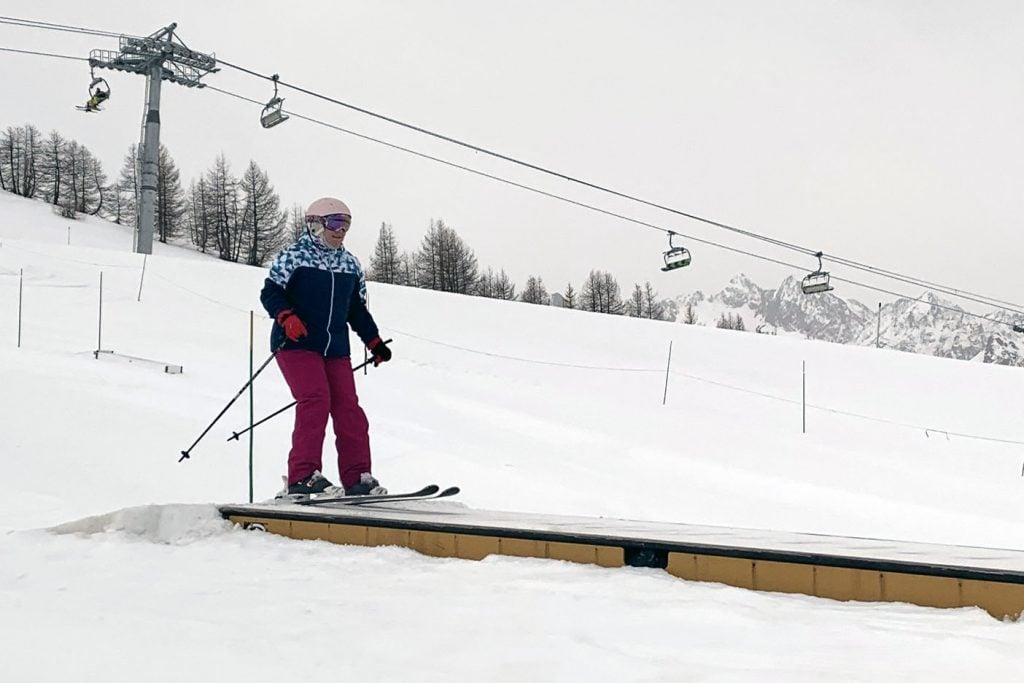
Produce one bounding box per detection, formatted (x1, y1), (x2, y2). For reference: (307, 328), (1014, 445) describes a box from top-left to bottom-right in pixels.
(2, 191), (1023, 681)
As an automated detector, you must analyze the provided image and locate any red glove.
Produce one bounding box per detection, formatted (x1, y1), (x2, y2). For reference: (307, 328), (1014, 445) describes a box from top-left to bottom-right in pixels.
(368, 337), (392, 366)
(276, 310), (308, 342)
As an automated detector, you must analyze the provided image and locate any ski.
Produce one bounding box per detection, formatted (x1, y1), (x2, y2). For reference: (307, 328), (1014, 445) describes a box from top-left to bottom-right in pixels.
(290, 484), (439, 506)
(340, 485), (460, 506)
(292, 484), (461, 507)
(284, 485), (436, 507)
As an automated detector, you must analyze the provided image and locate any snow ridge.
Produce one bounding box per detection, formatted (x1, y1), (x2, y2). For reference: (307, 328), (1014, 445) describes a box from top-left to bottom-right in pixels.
(48, 504), (232, 544)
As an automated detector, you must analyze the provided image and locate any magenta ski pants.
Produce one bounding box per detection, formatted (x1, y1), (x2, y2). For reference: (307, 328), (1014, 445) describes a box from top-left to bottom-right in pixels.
(275, 350), (371, 488)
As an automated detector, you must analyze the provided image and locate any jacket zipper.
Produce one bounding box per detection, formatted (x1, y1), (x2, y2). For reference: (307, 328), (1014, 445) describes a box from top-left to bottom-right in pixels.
(324, 257), (335, 355)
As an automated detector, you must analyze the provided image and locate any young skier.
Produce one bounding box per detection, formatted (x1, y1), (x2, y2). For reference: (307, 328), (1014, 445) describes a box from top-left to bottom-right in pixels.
(260, 196), (392, 497)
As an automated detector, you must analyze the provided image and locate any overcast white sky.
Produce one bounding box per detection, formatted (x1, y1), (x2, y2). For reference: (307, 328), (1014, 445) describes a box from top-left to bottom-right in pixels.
(1, 1), (1022, 307)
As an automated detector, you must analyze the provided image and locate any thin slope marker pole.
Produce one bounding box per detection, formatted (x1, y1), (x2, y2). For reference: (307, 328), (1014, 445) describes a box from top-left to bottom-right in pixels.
(95, 271), (103, 359)
(876, 302), (882, 348)
(137, 254), (148, 302)
(662, 340), (673, 406)
(248, 311), (255, 504)
(17, 268), (23, 348)
(802, 360), (806, 434)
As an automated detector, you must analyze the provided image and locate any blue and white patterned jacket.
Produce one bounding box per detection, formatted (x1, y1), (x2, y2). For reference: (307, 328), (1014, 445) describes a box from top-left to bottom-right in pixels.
(260, 232), (379, 357)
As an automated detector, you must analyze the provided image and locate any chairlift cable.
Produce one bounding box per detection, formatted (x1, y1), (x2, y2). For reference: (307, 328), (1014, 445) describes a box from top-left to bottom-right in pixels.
(0, 45), (86, 61)
(0, 16), (1018, 315)
(216, 58), (1024, 317)
(0, 30), (1020, 321)
(0, 16), (126, 39)
(204, 84), (1019, 330)
(219, 58), (819, 256)
(826, 254), (1024, 316)
(201, 88), (823, 260)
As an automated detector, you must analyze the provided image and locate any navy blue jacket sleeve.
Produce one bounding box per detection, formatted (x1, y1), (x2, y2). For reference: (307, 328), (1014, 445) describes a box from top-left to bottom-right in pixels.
(260, 278), (291, 321)
(261, 246), (296, 321)
(347, 268), (379, 346)
(348, 292), (379, 346)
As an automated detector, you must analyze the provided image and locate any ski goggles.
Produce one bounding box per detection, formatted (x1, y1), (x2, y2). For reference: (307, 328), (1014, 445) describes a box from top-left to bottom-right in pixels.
(307, 213), (352, 232)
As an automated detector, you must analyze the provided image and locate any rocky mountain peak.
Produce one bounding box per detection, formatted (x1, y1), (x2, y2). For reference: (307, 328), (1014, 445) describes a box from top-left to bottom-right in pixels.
(672, 274), (1023, 368)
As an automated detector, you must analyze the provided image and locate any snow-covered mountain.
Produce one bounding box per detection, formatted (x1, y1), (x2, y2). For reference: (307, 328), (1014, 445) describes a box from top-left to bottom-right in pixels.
(675, 275), (1024, 368)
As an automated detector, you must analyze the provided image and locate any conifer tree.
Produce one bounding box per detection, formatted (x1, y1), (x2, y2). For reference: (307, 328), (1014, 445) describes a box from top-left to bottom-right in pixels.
(239, 160), (286, 265)
(493, 269), (516, 300)
(642, 281), (666, 320)
(563, 282), (577, 309)
(186, 178), (215, 253)
(61, 141), (104, 215)
(369, 222), (401, 284)
(116, 145), (138, 227)
(288, 203), (305, 241)
(626, 283), (644, 317)
(476, 267), (496, 298)
(580, 269), (624, 314)
(0, 124), (41, 198)
(413, 219), (479, 294)
(398, 251), (417, 287)
(206, 154), (242, 261)
(87, 152), (107, 216)
(37, 130), (66, 206)
(520, 275), (549, 305)
(154, 144), (187, 242)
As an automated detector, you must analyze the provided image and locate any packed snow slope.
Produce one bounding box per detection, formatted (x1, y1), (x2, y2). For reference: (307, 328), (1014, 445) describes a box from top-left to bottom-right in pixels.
(2, 191), (1023, 681)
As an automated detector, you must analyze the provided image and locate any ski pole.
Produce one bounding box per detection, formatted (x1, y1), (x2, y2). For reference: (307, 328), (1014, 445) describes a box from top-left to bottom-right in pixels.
(227, 400), (295, 442)
(179, 341), (285, 462)
(226, 347), (388, 442)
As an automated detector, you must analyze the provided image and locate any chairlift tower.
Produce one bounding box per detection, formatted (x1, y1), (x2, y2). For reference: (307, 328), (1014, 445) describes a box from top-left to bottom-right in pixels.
(89, 24), (217, 254)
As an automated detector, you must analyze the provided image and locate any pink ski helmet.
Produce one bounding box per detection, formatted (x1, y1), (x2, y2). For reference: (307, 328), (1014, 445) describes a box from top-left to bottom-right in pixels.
(305, 197), (351, 224)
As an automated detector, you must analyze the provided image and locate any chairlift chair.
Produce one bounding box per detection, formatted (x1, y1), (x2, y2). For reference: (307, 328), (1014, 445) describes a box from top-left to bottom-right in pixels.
(77, 68), (111, 112)
(800, 251), (834, 295)
(260, 74), (289, 129)
(661, 231), (692, 272)
(90, 76), (110, 100)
